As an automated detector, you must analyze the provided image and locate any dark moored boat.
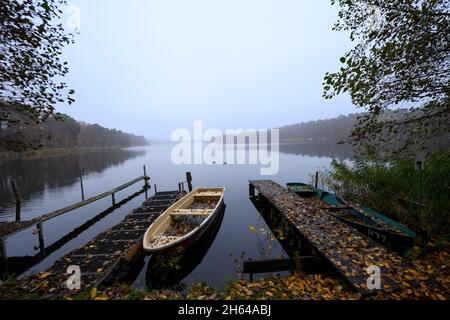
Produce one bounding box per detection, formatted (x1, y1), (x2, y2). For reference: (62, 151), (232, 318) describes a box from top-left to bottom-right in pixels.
(286, 182), (417, 252)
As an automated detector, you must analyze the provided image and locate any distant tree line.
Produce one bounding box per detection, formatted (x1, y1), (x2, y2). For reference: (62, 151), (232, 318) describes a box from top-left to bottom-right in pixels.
(0, 106), (147, 151)
(277, 112), (449, 153)
(277, 114), (359, 144)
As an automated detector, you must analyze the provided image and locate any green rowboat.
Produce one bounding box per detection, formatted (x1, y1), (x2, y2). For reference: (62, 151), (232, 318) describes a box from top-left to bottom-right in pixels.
(286, 182), (417, 252)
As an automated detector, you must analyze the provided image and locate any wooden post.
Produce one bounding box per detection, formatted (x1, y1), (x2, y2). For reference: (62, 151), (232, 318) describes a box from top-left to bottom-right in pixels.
(315, 171), (319, 189)
(248, 258), (254, 281)
(294, 251), (302, 275)
(249, 183), (255, 197)
(0, 238), (6, 260)
(10, 180), (21, 221)
(37, 223), (46, 257)
(0, 238), (8, 276)
(112, 193), (116, 206)
(143, 165), (150, 188)
(154, 184), (158, 195)
(79, 167), (85, 201)
(186, 172), (193, 192)
(15, 203), (21, 222)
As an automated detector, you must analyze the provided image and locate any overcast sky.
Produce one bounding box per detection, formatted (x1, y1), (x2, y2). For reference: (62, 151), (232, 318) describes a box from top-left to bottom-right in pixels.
(59, 0), (358, 139)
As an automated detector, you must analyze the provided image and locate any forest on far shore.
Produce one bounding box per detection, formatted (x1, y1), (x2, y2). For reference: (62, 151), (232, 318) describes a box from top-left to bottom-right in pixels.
(0, 108), (148, 151)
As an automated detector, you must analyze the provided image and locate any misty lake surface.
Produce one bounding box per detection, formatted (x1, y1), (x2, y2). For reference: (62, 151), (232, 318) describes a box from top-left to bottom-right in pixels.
(0, 143), (351, 289)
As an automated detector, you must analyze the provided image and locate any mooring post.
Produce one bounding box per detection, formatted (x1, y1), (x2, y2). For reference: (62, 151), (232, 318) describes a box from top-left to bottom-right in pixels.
(315, 171), (319, 189)
(249, 183), (255, 197)
(415, 155), (427, 246)
(154, 184), (158, 195)
(143, 165), (150, 188)
(0, 238), (6, 260)
(37, 223), (46, 257)
(186, 172), (193, 192)
(10, 180), (21, 221)
(112, 192), (116, 206)
(294, 251), (302, 275)
(79, 167), (85, 202)
(0, 238), (8, 276)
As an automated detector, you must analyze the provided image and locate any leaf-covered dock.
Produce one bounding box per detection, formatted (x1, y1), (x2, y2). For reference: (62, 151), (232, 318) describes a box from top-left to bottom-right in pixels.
(248, 180), (442, 295)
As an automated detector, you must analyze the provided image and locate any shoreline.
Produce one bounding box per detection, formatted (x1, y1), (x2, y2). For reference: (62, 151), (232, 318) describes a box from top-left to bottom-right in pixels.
(0, 146), (147, 161)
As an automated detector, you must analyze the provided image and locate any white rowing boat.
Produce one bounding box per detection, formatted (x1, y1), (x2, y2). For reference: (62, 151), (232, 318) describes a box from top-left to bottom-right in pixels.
(143, 187), (225, 252)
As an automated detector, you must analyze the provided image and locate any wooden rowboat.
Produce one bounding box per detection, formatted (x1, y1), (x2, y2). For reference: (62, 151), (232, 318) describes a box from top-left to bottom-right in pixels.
(146, 204), (226, 289)
(286, 182), (417, 252)
(286, 182), (316, 197)
(143, 188), (225, 252)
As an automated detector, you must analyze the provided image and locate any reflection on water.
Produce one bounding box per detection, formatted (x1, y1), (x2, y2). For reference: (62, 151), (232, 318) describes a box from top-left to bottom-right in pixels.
(279, 142), (353, 159)
(0, 142), (350, 288)
(0, 148), (145, 221)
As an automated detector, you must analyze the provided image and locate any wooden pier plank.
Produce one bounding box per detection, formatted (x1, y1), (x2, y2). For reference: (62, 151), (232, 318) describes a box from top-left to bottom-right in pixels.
(249, 180), (436, 295)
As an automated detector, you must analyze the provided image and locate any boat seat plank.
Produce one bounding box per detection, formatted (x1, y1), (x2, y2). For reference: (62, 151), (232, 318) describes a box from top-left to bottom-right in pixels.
(195, 192), (222, 197)
(171, 209), (212, 216)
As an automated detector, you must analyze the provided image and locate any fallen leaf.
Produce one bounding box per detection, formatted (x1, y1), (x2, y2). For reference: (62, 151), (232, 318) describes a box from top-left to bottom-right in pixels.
(90, 288), (97, 298)
(38, 272), (52, 279)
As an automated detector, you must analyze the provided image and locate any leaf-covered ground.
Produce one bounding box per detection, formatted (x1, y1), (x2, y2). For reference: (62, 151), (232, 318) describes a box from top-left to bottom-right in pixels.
(0, 243), (448, 300)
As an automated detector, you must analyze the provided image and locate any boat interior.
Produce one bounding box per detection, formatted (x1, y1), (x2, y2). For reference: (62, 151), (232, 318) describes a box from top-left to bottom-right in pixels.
(144, 188), (224, 249)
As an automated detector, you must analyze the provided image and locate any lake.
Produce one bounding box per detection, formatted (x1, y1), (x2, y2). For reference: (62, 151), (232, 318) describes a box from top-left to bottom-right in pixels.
(0, 143), (351, 289)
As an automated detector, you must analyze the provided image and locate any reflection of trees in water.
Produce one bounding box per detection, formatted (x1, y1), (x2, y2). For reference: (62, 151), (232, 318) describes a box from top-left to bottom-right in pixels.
(278, 142), (354, 159)
(0, 149), (145, 205)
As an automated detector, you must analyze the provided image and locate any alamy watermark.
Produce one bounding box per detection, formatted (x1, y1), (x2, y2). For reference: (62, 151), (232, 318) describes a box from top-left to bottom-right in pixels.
(366, 265), (381, 290)
(66, 265), (81, 290)
(368, 5), (382, 31)
(171, 121), (280, 175)
(66, 4), (81, 31)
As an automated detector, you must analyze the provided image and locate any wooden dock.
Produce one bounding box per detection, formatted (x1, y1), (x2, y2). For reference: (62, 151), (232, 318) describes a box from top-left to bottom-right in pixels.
(249, 180), (439, 295)
(0, 176), (149, 239)
(18, 190), (184, 297)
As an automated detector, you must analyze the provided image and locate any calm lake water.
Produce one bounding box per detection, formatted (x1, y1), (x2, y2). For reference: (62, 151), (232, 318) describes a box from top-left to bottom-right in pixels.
(0, 143), (351, 289)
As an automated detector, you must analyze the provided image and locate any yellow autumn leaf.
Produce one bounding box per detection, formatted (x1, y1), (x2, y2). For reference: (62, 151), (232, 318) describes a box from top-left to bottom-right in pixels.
(225, 296), (232, 300)
(265, 291), (273, 297)
(248, 226), (257, 233)
(90, 287), (98, 298)
(38, 272), (52, 279)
